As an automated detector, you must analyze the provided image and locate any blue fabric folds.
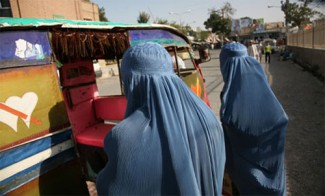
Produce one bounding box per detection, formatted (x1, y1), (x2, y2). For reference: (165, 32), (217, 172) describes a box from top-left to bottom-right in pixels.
(219, 43), (288, 195)
(96, 42), (225, 195)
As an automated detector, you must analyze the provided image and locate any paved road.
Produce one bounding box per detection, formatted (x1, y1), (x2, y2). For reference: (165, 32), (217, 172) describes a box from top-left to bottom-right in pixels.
(201, 49), (325, 196)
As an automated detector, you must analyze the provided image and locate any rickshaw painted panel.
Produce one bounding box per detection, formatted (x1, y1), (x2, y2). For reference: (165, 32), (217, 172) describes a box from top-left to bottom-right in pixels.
(129, 29), (188, 47)
(0, 129), (76, 195)
(0, 31), (51, 69)
(0, 64), (70, 151)
(181, 71), (205, 99)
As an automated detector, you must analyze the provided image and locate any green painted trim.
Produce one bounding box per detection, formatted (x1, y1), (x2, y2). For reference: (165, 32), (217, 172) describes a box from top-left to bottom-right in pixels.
(130, 39), (188, 47)
(0, 17), (157, 29)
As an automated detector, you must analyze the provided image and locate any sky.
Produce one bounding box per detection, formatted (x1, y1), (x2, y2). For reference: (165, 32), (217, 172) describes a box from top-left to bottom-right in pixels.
(91, 0), (286, 30)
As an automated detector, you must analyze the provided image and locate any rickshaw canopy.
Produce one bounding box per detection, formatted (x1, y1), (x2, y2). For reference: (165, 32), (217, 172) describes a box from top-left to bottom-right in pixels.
(0, 18), (190, 47)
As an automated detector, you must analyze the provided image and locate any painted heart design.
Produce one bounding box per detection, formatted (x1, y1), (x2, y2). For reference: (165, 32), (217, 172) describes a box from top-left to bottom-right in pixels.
(0, 92), (38, 132)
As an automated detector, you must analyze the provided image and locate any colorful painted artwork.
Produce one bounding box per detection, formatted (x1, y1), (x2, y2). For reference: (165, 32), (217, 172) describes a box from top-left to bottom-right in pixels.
(0, 64), (70, 150)
(0, 92), (41, 132)
(0, 31), (51, 69)
(252, 18), (265, 31)
(231, 19), (241, 33)
(181, 71), (204, 99)
(129, 29), (188, 47)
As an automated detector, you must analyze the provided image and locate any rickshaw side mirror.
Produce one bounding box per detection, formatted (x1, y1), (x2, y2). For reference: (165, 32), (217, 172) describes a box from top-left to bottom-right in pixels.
(198, 45), (211, 63)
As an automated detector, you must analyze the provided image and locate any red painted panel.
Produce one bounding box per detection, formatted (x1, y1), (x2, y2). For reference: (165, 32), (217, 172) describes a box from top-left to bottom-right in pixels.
(59, 60), (95, 87)
(69, 84), (98, 106)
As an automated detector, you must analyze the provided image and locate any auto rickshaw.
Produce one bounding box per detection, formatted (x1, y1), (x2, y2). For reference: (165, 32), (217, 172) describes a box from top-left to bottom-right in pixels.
(0, 17), (211, 195)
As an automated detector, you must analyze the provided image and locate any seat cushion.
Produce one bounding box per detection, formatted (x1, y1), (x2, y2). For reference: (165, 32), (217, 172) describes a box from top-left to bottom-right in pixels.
(94, 96), (127, 121)
(76, 123), (115, 148)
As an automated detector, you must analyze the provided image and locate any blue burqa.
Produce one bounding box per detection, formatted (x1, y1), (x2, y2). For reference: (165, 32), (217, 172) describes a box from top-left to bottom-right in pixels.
(219, 43), (288, 195)
(96, 42), (225, 195)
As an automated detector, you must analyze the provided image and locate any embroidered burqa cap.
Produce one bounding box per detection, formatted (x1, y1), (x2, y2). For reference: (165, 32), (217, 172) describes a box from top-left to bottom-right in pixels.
(96, 42), (225, 195)
(219, 42), (288, 195)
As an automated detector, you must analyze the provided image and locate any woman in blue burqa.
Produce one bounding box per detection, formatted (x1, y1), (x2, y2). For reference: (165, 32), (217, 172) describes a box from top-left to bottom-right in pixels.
(219, 42), (288, 195)
(96, 42), (225, 195)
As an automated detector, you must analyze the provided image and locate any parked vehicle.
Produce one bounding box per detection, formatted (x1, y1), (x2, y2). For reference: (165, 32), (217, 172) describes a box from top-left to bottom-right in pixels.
(0, 17), (211, 195)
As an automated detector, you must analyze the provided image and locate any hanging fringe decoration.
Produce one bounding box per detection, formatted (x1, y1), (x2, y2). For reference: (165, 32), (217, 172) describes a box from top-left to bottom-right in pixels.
(51, 29), (129, 62)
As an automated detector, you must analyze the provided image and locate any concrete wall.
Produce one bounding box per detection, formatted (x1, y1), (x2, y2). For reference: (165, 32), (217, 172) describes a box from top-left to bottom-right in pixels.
(10, 0), (98, 21)
(288, 46), (325, 81)
(80, 1), (99, 21)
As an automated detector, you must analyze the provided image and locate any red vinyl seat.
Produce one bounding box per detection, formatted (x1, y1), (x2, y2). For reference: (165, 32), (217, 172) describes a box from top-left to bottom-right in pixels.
(60, 60), (127, 148)
(76, 123), (115, 147)
(75, 96), (127, 148)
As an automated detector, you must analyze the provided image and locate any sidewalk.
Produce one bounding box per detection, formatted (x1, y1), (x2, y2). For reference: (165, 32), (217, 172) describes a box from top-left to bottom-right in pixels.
(203, 50), (324, 195)
(266, 54), (324, 195)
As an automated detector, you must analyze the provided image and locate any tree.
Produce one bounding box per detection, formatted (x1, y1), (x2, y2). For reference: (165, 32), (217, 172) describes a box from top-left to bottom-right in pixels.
(99, 7), (108, 22)
(297, 0), (325, 6)
(282, 1), (319, 28)
(204, 9), (231, 36)
(169, 22), (186, 33)
(296, 0), (325, 19)
(155, 18), (169, 24)
(216, 2), (236, 18)
(204, 2), (235, 37)
(137, 12), (150, 23)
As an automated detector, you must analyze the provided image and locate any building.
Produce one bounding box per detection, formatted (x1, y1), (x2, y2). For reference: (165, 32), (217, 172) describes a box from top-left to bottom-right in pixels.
(252, 22), (286, 41)
(0, 0), (99, 21)
(230, 18), (286, 43)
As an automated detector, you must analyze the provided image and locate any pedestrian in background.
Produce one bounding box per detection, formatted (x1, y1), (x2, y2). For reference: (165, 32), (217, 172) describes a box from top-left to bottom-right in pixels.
(96, 42), (226, 195)
(256, 40), (263, 63)
(219, 42), (288, 195)
(247, 40), (259, 60)
(264, 41), (272, 64)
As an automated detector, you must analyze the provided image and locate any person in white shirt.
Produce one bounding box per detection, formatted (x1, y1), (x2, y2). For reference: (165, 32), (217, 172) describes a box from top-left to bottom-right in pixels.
(247, 40), (259, 60)
(171, 55), (186, 69)
(256, 40), (263, 63)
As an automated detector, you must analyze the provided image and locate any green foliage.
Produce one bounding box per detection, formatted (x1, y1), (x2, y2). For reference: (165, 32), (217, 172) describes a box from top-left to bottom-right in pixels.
(204, 10), (231, 36)
(99, 7), (108, 22)
(203, 2), (235, 37)
(297, 0), (325, 5)
(168, 22), (187, 34)
(216, 2), (236, 18)
(282, 1), (321, 28)
(137, 12), (150, 23)
(155, 18), (168, 24)
(199, 31), (210, 41)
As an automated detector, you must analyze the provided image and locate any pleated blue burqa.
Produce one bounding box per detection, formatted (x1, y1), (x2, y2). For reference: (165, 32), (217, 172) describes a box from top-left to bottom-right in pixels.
(219, 43), (288, 195)
(96, 42), (225, 195)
